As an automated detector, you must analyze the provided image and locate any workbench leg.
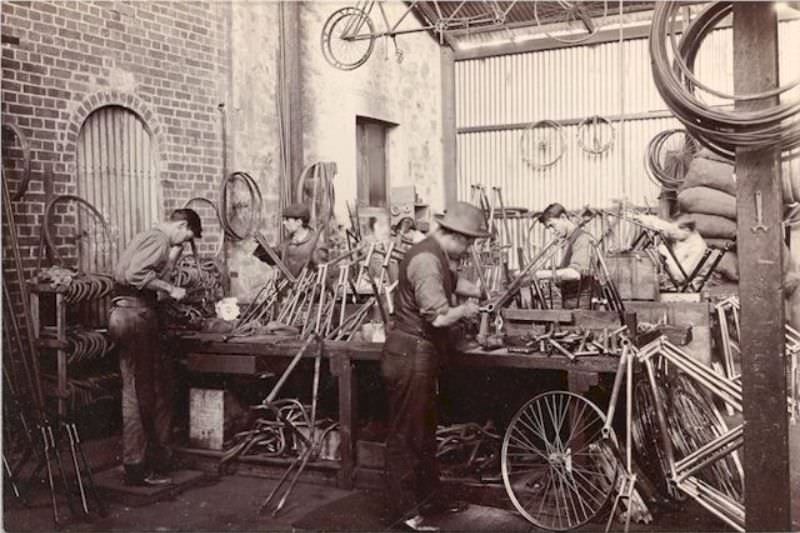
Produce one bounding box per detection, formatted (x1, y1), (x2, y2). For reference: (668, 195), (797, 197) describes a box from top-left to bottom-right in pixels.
(337, 356), (358, 489)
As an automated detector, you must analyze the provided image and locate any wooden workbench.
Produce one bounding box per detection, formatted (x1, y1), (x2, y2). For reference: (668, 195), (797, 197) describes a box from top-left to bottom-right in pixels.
(175, 332), (620, 488)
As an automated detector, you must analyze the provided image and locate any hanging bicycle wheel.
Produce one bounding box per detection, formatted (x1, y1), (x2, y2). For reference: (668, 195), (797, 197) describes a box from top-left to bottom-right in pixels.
(534, 1), (608, 45)
(669, 374), (744, 503)
(520, 120), (566, 170)
(44, 195), (115, 272)
(501, 391), (617, 531)
(321, 7), (376, 71)
(576, 115), (615, 156)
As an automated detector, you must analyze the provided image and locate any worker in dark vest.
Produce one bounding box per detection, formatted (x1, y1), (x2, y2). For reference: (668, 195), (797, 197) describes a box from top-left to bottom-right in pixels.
(109, 208), (202, 486)
(280, 203), (325, 278)
(383, 202), (486, 532)
(534, 202), (595, 309)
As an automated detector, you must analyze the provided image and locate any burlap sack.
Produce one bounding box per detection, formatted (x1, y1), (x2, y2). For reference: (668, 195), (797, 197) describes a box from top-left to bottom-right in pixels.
(677, 213), (737, 239)
(715, 252), (739, 281)
(783, 155), (800, 204)
(677, 186), (737, 220)
(681, 150), (736, 196)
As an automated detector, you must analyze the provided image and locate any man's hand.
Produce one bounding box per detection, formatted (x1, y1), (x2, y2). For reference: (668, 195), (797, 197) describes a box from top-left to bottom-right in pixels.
(169, 286), (187, 301)
(460, 300), (480, 319)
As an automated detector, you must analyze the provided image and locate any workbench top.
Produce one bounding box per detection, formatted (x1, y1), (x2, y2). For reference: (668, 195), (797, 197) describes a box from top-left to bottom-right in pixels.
(174, 331), (620, 373)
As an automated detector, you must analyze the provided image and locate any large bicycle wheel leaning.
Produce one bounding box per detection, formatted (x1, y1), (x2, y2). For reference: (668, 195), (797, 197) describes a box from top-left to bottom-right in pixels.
(631, 374), (685, 501)
(321, 7), (376, 71)
(501, 391), (617, 531)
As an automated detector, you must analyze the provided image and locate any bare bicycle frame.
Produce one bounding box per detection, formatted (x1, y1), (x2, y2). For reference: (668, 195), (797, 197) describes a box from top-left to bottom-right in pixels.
(603, 317), (798, 533)
(321, 0), (519, 70)
(605, 337), (745, 531)
(349, 0), (516, 41)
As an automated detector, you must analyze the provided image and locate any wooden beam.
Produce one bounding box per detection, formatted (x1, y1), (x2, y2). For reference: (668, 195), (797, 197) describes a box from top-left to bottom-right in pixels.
(454, 9), (800, 61)
(440, 45), (457, 208)
(453, 21), (656, 61)
(457, 109), (676, 135)
(733, 3), (791, 531)
(280, 2), (304, 195)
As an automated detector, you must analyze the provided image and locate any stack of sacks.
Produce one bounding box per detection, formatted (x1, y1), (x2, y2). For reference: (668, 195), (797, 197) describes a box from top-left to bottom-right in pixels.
(675, 149), (739, 281)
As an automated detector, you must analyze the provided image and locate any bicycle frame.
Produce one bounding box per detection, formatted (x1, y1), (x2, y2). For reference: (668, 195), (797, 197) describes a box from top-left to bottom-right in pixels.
(602, 336), (746, 531)
(341, 0), (519, 42)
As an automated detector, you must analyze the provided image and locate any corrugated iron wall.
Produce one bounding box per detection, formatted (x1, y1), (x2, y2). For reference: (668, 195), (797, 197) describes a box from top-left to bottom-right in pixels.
(76, 105), (161, 275)
(455, 17), (800, 216)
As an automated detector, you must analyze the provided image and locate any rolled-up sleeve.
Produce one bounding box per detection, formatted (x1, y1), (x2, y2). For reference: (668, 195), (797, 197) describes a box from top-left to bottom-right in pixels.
(407, 252), (450, 323)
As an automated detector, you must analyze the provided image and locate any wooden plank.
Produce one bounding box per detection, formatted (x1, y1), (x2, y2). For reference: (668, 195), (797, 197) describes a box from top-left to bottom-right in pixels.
(733, 3), (791, 530)
(501, 308), (574, 324)
(453, 351), (618, 373)
(337, 355), (357, 489)
(187, 354), (260, 375)
(625, 301), (711, 326)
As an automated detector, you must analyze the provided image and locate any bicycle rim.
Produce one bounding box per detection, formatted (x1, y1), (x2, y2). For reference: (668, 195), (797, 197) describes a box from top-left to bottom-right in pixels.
(321, 7), (375, 71)
(501, 391), (616, 531)
(632, 375), (684, 500)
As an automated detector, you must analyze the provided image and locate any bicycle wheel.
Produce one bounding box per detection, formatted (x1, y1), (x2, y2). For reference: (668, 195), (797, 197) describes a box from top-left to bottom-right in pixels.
(501, 391), (617, 531)
(44, 195), (115, 272)
(631, 374), (685, 501)
(321, 7), (375, 71)
(669, 374), (744, 503)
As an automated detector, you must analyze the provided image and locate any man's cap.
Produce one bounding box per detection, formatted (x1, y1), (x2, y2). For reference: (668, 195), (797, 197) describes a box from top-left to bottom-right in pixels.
(436, 202), (489, 238)
(283, 203), (310, 220)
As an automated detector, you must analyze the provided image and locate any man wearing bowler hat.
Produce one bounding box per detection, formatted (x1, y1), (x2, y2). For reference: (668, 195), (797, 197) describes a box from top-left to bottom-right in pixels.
(382, 201), (486, 531)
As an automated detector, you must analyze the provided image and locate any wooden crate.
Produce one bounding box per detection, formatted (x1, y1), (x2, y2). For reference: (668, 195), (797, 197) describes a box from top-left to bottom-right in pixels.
(189, 388), (237, 450)
(605, 252), (658, 301)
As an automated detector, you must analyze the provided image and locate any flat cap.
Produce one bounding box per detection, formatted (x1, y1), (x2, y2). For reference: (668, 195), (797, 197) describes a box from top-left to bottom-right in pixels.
(282, 203), (310, 220)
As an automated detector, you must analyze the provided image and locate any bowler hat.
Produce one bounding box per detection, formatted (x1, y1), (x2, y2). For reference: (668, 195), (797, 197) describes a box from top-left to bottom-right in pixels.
(436, 202), (489, 238)
(283, 203), (310, 220)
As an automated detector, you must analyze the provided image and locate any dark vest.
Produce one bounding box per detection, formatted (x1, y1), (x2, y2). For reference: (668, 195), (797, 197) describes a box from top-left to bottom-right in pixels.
(559, 228), (594, 310)
(394, 236), (455, 347)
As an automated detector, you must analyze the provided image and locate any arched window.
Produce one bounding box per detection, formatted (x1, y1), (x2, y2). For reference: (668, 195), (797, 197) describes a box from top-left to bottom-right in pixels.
(76, 105), (161, 274)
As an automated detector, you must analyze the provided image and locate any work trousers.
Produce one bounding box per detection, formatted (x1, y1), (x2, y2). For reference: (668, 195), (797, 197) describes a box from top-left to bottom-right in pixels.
(108, 300), (173, 476)
(381, 332), (441, 522)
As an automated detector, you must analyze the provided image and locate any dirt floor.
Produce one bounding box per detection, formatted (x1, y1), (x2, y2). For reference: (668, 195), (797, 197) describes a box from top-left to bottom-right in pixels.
(4, 424), (799, 532)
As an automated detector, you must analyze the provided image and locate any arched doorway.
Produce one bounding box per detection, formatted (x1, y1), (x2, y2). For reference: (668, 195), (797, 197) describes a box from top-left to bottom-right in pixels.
(76, 105), (161, 274)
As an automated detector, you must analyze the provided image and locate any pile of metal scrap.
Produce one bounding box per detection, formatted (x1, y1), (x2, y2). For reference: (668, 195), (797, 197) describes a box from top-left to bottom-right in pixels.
(436, 422), (500, 481)
(163, 255), (226, 329)
(32, 267), (114, 304)
(507, 325), (629, 360)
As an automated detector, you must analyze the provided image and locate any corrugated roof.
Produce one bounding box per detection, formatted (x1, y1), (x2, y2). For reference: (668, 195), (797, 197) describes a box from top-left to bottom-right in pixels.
(411, 1), (655, 44)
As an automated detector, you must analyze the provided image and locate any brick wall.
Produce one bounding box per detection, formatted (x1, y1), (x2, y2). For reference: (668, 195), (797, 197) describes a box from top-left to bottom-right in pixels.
(1, 0), (228, 272)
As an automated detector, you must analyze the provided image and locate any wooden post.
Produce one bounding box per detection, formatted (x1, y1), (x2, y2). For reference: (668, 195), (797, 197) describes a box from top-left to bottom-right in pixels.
(732, 3), (791, 530)
(332, 353), (357, 489)
(441, 46), (457, 209)
(280, 2), (304, 198)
